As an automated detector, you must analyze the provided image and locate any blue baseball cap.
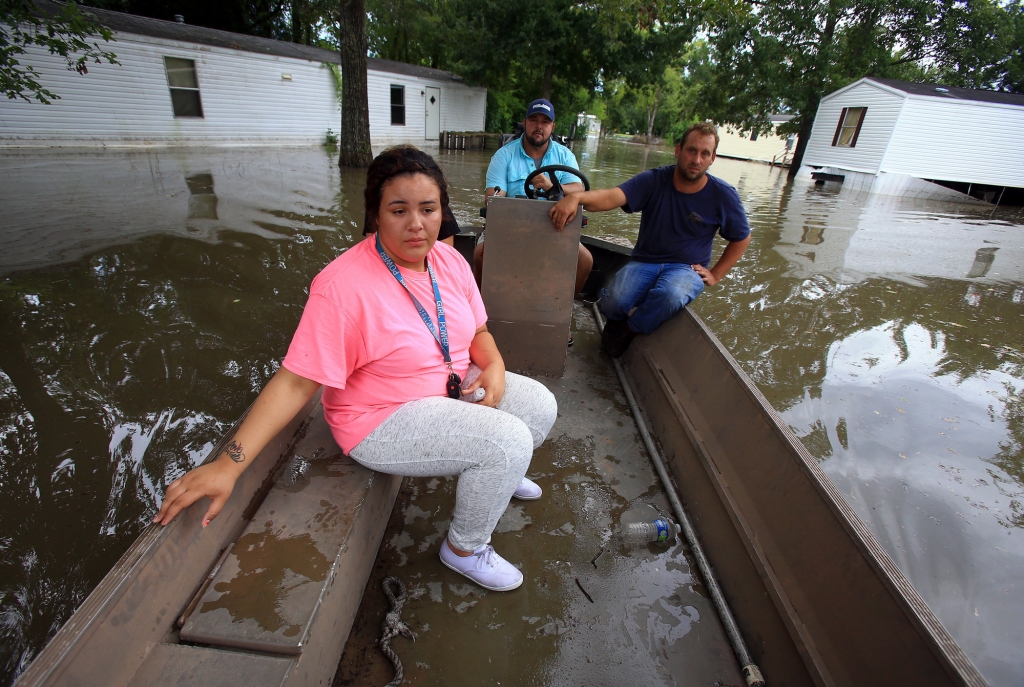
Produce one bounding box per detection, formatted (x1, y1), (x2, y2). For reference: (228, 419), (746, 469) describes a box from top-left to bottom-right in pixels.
(525, 99), (555, 121)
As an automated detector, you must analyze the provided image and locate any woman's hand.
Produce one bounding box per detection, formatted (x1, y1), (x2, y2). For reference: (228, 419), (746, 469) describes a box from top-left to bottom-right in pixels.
(465, 361), (506, 408)
(152, 367), (321, 528)
(154, 459), (239, 527)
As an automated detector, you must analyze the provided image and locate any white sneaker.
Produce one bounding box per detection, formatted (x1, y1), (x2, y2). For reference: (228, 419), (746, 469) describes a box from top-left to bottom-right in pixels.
(439, 540), (523, 591)
(513, 477), (542, 500)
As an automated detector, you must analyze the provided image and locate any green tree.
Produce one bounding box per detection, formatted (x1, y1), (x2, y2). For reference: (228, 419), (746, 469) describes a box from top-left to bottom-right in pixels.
(930, 0), (1022, 91)
(449, 0), (602, 102)
(2, 0), (118, 103)
(366, 0), (453, 68)
(1006, 1), (1024, 92)
(700, 0), (1022, 179)
(602, 0), (700, 142)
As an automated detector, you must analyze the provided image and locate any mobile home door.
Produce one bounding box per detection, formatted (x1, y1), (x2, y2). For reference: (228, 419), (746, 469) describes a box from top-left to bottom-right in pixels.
(425, 87), (441, 140)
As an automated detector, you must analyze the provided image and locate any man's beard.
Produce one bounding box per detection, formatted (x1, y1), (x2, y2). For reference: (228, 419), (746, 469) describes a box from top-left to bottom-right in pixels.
(524, 131), (550, 148)
(680, 165), (705, 181)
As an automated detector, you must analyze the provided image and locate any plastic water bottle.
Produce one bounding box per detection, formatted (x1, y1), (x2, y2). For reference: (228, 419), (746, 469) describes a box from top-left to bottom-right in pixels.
(459, 387), (485, 403)
(622, 518), (679, 547)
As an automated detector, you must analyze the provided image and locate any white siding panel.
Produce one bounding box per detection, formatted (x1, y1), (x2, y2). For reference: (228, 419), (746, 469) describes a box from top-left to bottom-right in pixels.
(880, 97), (1024, 187)
(435, 83), (486, 132)
(367, 70), (486, 145)
(716, 127), (790, 163)
(368, 70), (425, 143)
(802, 81), (905, 174)
(0, 33), (340, 146)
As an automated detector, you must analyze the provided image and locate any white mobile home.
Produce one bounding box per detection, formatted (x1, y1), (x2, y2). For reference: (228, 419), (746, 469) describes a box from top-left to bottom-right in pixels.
(0, 1), (486, 147)
(715, 114), (795, 165)
(797, 78), (1024, 204)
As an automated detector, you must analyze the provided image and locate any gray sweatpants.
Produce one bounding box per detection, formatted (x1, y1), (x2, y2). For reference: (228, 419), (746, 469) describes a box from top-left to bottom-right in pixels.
(349, 365), (557, 552)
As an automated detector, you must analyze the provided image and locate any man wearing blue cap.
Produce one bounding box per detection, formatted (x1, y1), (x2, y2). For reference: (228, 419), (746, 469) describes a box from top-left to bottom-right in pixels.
(476, 99), (593, 306)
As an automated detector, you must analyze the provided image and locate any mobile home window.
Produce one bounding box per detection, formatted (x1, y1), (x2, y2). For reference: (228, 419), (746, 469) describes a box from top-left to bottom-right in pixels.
(831, 107), (866, 148)
(390, 85), (405, 125)
(164, 57), (203, 118)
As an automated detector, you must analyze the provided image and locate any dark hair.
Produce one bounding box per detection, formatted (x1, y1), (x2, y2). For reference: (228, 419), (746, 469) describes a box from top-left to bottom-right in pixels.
(676, 122), (720, 151)
(364, 146), (450, 224)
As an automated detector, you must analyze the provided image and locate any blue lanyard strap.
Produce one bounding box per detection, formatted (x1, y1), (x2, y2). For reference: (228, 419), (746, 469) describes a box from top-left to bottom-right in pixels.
(375, 234), (452, 365)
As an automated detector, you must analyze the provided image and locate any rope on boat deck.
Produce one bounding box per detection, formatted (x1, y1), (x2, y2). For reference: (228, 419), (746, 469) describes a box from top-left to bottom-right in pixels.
(591, 303), (766, 687)
(379, 576), (418, 687)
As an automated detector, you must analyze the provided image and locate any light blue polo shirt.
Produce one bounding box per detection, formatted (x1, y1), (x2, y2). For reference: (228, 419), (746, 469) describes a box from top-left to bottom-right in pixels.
(485, 137), (582, 197)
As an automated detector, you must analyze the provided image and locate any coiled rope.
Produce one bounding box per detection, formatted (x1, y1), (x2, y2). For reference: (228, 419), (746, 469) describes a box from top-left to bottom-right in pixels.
(379, 576), (417, 687)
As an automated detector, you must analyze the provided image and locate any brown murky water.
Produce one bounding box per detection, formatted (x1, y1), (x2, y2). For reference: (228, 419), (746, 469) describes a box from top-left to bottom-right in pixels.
(1, 140), (1022, 685)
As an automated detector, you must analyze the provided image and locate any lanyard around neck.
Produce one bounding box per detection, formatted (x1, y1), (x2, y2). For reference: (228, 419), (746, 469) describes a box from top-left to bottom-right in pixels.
(374, 233), (452, 365)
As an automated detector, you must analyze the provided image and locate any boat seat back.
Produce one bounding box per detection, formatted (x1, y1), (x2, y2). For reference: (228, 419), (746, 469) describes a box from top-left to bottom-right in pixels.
(480, 196), (582, 377)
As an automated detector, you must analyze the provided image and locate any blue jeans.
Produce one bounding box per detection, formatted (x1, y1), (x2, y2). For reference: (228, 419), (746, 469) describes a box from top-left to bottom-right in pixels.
(600, 261), (705, 335)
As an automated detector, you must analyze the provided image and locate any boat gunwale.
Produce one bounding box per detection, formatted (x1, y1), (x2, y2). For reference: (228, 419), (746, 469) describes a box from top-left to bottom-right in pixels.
(639, 307), (988, 687)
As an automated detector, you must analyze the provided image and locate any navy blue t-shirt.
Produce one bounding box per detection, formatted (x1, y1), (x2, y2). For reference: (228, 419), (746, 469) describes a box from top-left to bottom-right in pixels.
(618, 167), (750, 266)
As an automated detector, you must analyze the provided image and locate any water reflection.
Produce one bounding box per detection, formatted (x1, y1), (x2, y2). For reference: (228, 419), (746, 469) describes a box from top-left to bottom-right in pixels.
(1, 141), (1022, 686)
(186, 173), (219, 222)
(775, 193), (1021, 285)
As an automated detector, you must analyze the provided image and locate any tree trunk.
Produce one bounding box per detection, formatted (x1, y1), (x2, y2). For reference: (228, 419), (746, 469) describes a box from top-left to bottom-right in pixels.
(541, 65), (554, 100)
(645, 86), (660, 144)
(291, 0), (300, 43)
(788, 2), (837, 179)
(338, 0), (373, 167)
(787, 114), (815, 179)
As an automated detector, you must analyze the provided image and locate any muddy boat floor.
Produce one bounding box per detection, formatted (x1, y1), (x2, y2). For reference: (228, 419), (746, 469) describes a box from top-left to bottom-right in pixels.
(333, 304), (744, 687)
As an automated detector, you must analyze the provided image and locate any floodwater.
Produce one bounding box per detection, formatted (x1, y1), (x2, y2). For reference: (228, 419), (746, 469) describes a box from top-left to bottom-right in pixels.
(0, 139), (1022, 686)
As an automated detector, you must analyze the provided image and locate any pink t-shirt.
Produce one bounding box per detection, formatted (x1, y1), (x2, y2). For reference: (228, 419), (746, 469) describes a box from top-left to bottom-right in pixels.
(282, 237), (488, 453)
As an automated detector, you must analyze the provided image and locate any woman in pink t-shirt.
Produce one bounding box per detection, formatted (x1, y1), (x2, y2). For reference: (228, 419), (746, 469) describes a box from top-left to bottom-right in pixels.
(154, 147), (557, 592)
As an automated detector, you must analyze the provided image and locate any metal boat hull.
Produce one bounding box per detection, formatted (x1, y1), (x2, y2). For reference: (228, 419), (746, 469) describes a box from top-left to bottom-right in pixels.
(15, 237), (987, 687)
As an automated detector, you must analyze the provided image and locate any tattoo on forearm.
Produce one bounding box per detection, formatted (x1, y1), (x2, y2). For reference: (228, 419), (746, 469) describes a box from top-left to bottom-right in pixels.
(225, 440), (246, 463)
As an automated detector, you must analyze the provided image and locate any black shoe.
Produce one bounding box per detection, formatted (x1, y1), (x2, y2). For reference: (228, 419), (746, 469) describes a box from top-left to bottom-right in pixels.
(601, 318), (636, 358)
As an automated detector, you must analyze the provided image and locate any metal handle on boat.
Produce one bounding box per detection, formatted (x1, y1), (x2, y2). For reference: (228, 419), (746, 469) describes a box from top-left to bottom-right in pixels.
(591, 303), (766, 687)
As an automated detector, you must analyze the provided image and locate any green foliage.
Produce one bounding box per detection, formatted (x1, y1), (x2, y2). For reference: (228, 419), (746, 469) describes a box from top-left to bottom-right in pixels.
(325, 61), (342, 111)
(80, 0), (293, 40)
(445, 0), (605, 130)
(324, 127), (338, 145)
(366, 0), (454, 68)
(1, 0), (118, 103)
(930, 0), (1023, 91)
(485, 89), (525, 133)
(1007, 1), (1024, 93)
(596, 41), (709, 142)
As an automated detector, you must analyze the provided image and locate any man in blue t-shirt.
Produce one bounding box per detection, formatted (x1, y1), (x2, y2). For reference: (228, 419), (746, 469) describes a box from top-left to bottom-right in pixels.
(550, 122), (751, 356)
(478, 99), (593, 302)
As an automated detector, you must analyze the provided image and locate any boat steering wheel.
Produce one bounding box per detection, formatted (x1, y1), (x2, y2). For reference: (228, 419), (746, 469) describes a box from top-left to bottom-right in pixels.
(524, 165), (590, 201)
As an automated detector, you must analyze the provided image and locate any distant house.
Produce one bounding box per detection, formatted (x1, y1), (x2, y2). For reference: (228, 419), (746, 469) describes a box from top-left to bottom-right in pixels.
(798, 77), (1024, 205)
(0, 1), (486, 147)
(576, 113), (601, 138)
(715, 115), (795, 165)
